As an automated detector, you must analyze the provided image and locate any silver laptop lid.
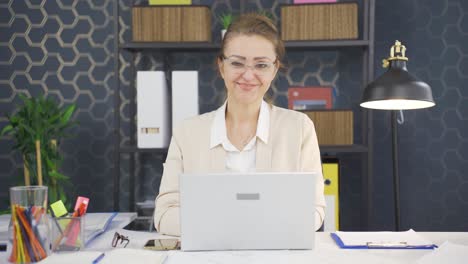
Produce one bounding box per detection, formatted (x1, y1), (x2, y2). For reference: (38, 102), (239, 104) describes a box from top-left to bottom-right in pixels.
(179, 172), (317, 251)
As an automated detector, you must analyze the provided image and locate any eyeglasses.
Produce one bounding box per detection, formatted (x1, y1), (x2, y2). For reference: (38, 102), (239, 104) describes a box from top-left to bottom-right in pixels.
(223, 56), (277, 76)
(112, 232), (129, 248)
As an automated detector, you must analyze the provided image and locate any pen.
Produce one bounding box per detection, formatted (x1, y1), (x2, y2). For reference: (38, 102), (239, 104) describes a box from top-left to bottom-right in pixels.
(92, 252), (105, 264)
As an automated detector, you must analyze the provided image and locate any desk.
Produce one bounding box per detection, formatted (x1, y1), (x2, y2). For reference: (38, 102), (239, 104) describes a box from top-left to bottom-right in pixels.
(86, 229), (468, 264)
(1, 217), (467, 263)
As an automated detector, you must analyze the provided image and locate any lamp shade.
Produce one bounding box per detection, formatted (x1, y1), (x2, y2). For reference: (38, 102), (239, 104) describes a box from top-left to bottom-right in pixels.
(360, 41), (435, 110)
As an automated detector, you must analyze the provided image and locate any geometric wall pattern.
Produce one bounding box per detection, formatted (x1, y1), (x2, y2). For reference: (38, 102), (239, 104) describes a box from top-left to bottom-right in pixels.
(1, 0), (467, 231)
(372, 0), (468, 231)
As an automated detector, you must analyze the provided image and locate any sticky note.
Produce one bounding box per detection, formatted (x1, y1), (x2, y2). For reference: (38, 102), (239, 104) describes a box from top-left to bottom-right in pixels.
(50, 200), (68, 217)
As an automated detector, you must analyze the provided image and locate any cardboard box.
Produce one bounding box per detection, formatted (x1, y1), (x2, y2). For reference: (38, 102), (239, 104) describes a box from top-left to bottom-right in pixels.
(132, 6), (211, 42)
(281, 3), (358, 41)
(303, 110), (353, 145)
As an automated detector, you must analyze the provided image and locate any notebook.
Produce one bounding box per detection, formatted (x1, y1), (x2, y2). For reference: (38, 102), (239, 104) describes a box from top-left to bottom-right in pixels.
(179, 172), (317, 251)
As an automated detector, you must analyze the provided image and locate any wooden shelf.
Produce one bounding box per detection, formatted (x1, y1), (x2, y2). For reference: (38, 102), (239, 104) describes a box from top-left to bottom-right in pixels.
(120, 39), (369, 51)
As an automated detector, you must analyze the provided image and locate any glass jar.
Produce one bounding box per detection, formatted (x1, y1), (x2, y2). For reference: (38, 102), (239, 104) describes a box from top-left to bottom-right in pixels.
(8, 186), (50, 263)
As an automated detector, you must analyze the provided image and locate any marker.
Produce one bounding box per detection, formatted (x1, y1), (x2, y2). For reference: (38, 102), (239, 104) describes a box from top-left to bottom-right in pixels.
(92, 252), (105, 264)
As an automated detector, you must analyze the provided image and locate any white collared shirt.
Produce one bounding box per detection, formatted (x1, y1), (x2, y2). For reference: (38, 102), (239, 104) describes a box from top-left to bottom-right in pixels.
(210, 100), (270, 173)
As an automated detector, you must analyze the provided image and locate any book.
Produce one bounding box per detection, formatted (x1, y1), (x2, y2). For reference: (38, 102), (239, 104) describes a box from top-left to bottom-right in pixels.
(288, 87), (333, 110)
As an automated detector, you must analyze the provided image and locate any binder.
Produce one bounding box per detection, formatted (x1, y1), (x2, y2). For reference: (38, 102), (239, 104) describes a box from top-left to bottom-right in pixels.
(322, 158), (339, 231)
(331, 230), (437, 249)
(137, 71), (170, 148)
(172, 71), (199, 129)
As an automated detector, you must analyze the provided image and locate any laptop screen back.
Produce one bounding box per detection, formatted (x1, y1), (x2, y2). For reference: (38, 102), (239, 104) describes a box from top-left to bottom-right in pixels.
(179, 172), (317, 251)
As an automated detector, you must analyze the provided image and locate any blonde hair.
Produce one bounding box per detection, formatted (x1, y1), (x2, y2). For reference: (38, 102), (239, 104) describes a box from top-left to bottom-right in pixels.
(218, 13), (285, 69)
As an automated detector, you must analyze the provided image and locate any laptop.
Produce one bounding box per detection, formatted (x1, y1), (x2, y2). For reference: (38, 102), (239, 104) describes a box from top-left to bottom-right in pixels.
(179, 172), (317, 251)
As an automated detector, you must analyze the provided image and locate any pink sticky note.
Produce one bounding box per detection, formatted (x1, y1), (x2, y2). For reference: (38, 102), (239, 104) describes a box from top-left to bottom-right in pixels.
(74, 196), (89, 214)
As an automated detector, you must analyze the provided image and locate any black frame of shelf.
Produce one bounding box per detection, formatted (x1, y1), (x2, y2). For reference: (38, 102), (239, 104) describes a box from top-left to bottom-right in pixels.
(120, 39), (370, 52)
(114, 0), (375, 229)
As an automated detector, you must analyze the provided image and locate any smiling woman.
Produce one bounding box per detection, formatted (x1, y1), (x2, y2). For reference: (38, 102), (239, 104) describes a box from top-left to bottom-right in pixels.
(154, 13), (326, 237)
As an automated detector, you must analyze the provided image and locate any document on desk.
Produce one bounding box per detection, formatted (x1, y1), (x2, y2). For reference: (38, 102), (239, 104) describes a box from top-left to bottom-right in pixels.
(0, 214), (9, 241)
(38, 249), (166, 264)
(332, 229), (437, 249)
(416, 241), (468, 264)
(84, 212), (118, 246)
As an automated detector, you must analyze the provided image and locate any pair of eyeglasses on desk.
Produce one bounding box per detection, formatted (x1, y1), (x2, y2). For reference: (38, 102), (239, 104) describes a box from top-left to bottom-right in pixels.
(112, 232), (129, 248)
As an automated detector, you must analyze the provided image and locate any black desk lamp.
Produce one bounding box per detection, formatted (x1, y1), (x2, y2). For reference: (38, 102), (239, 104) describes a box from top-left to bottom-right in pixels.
(360, 40), (435, 231)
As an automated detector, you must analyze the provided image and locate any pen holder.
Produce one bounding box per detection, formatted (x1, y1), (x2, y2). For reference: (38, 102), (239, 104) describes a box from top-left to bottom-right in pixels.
(51, 215), (85, 252)
(8, 186), (50, 263)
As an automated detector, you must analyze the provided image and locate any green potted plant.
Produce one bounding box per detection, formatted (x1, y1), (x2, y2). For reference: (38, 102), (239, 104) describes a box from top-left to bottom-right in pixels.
(1, 93), (77, 206)
(219, 13), (234, 39)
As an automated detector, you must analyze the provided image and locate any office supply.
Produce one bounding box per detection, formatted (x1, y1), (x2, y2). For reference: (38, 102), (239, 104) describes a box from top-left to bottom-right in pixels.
(85, 212), (118, 246)
(100, 248), (166, 264)
(38, 251), (104, 264)
(50, 200), (68, 217)
(92, 252), (105, 264)
(74, 196), (89, 213)
(137, 71), (170, 148)
(322, 158), (340, 231)
(288, 87), (333, 110)
(9, 186), (49, 263)
(0, 243), (6, 251)
(416, 241), (468, 264)
(179, 172), (317, 251)
(172, 71), (199, 129)
(360, 41), (435, 231)
(331, 229), (437, 249)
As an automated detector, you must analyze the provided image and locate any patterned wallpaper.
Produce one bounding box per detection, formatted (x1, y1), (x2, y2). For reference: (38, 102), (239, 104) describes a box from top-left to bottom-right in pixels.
(372, 0), (468, 231)
(0, 0), (467, 231)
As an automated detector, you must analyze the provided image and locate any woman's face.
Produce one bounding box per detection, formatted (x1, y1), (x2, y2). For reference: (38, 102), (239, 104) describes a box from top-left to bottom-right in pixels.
(218, 34), (278, 106)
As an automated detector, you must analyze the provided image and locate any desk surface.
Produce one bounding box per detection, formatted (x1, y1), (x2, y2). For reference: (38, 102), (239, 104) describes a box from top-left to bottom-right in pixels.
(1, 213), (467, 263)
(87, 229), (468, 264)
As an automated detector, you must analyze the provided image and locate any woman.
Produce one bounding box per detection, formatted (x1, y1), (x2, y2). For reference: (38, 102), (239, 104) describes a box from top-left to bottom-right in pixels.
(154, 13), (325, 236)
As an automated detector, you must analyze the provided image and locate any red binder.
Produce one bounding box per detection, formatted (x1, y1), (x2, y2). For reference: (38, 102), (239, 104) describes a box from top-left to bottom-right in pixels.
(288, 87), (333, 110)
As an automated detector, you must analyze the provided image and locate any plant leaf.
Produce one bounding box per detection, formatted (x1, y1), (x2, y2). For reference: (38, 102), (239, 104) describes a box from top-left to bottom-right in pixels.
(60, 104), (76, 125)
(0, 125), (13, 136)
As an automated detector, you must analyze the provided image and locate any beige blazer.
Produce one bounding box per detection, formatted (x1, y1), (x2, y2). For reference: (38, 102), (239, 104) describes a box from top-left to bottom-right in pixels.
(154, 104), (326, 236)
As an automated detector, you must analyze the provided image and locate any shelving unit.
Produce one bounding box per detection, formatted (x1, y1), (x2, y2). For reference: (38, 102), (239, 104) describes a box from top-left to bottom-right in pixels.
(114, 0), (375, 229)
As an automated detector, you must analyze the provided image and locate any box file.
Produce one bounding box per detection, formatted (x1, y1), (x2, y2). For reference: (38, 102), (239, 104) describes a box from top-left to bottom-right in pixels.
(322, 158), (339, 231)
(137, 71), (170, 148)
(172, 71), (199, 129)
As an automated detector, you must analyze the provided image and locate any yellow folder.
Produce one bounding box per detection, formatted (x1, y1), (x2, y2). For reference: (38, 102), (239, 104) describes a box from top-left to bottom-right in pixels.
(322, 160), (339, 231)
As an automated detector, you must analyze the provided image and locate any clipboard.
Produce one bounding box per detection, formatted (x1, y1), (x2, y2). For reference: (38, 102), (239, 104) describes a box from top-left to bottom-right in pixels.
(331, 231), (437, 250)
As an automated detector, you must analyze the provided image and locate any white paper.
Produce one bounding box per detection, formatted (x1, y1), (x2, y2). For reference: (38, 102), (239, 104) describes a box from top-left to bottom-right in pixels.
(38, 251), (103, 264)
(100, 248), (166, 264)
(416, 241), (468, 264)
(335, 229), (433, 246)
